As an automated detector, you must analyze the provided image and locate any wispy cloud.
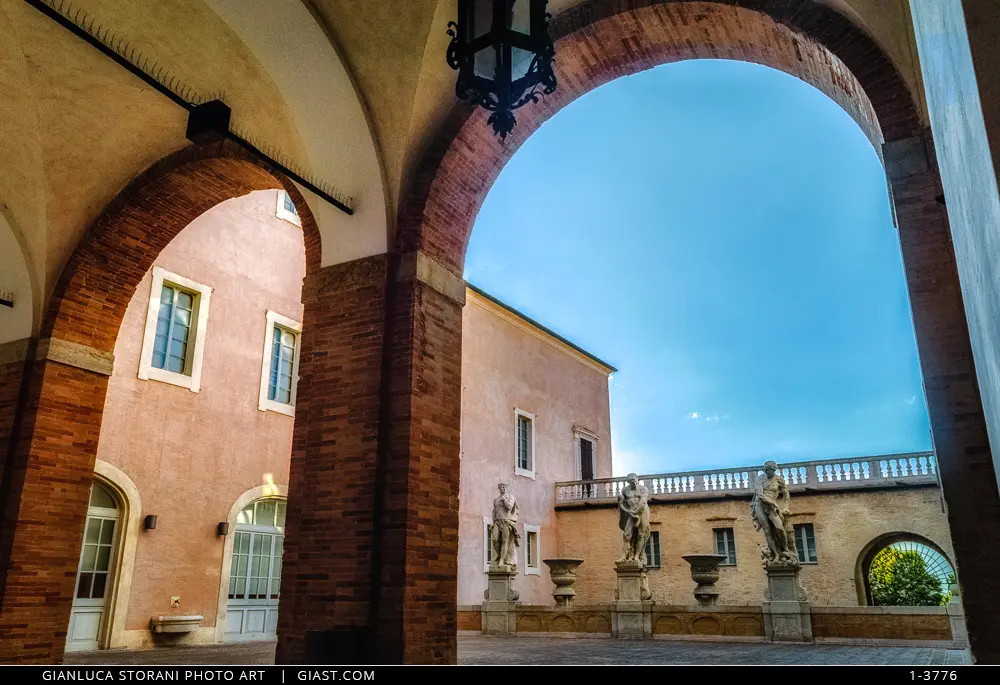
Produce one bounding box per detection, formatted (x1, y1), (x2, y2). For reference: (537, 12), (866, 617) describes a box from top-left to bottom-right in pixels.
(905, 396), (917, 405)
(689, 412), (731, 422)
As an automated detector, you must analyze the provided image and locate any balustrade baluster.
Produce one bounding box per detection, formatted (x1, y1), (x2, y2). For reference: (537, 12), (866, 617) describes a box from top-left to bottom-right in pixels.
(861, 462), (870, 479)
(929, 456), (936, 475)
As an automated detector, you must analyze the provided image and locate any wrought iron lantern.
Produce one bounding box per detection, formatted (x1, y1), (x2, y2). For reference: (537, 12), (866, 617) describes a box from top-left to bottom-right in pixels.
(447, 0), (557, 141)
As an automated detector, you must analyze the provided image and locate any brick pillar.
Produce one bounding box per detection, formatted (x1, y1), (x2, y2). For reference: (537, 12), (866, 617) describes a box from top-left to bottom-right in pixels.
(887, 133), (1000, 664)
(0, 340), (113, 663)
(0, 339), (32, 476)
(275, 255), (389, 663)
(374, 252), (463, 664)
(275, 251), (463, 665)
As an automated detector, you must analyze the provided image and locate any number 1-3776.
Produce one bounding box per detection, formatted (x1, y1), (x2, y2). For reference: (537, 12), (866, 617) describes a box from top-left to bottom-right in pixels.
(911, 672), (958, 681)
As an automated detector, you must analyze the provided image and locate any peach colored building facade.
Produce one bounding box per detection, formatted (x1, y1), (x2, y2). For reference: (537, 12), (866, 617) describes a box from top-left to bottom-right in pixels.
(86, 190), (304, 650)
(78, 190), (616, 650)
(458, 287), (616, 607)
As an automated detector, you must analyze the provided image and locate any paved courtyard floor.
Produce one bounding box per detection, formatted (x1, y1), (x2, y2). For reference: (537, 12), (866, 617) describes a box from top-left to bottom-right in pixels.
(63, 635), (971, 666)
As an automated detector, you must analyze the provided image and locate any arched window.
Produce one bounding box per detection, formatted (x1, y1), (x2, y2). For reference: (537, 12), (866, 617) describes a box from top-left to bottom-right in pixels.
(861, 536), (956, 607)
(225, 498), (286, 641)
(66, 481), (120, 652)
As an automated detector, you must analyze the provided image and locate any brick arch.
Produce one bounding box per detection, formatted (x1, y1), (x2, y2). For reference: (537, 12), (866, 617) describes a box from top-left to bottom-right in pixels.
(42, 139), (322, 353)
(397, 0), (922, 273)
(382, 0), (996, 664)
(0, 139), (323, 663)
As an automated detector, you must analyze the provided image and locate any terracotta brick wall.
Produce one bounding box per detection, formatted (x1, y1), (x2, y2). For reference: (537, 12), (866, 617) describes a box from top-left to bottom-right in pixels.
(0, 361), (107, 663)
(0, 358), (26, 478)
(813, 608), (952, 641)
(275, 255), (388, 664)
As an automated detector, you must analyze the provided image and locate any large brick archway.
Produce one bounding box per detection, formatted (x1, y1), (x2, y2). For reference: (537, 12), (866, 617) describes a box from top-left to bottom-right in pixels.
(0, 140), (322, 663)
(391, 0), (999, 664)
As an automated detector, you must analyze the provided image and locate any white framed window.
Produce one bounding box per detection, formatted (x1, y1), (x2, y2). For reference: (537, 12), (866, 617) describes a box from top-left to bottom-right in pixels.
(574, 427), (598, 481)
(715, 527), (737, 566)
(524, 524), (540, 576)
(644, 531), (661, 569)
(257, 310), (303, 417)
(276, 190), (301, 227)
(482, 516), (492, 573)
(514, 408), (535, 479)
(795, 523), (818, 564)
(137, 266), (212, 392)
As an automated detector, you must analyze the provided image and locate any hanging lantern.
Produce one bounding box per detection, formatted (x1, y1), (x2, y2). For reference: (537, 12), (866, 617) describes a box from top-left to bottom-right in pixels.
(447, 0), (557, 141)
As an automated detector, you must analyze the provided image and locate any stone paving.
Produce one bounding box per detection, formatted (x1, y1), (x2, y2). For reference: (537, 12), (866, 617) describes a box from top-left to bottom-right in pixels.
(63, 635), (971, 666)
(458, 635), (972, 665)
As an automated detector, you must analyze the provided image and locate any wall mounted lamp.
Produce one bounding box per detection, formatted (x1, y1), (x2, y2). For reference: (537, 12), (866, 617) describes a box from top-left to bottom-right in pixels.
(144, 514), (157, 530)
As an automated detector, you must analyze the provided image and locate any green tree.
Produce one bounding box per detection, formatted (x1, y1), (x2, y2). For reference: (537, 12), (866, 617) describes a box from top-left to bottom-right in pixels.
(869, 548), (944, 607)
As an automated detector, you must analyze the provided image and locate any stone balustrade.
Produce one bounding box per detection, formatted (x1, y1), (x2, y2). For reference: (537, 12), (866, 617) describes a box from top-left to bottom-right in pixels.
(555, 452), (937, 506)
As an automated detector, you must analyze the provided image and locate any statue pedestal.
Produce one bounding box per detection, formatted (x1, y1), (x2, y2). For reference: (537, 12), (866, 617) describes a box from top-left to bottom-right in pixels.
(762, 562), (812, 642)
(482, 565), (519, 636)
(611, 560), (653, 639)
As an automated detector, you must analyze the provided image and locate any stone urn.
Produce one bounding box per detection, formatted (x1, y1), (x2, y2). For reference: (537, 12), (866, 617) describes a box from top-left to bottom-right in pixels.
(543, 558), (584, 607)
(681, 554), (727, 606)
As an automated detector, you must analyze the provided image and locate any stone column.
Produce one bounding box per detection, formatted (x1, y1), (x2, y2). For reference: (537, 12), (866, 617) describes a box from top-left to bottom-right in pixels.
(611, 560), (653, 639)
(762, 562), (812, 642)
(481, 565), (520, 636)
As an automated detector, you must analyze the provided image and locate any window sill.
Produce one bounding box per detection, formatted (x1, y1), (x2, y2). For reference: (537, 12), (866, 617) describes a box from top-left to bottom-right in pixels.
(515, 468), (536, 480)
(719, 563), (737, 568)
(525, 567), (540, 576)
(799, 561), (819, 565)
(140, 367), (198, 392)
(258, 399), (295, 417)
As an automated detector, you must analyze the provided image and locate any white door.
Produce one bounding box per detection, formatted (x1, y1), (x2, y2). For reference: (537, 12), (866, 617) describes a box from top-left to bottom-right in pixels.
(225, 499), (285, 641)
(66, 482), (119, 652)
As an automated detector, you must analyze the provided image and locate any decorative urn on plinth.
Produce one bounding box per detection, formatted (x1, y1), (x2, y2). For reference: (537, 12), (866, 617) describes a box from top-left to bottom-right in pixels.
(543, 558), (584, 607)
(681, 554), (728, 606)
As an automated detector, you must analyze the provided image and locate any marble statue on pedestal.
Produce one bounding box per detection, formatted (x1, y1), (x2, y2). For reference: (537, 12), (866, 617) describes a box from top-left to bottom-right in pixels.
(751, 460), (799, 567)
(617, 473), (651, 565)
(488, 482), (520, 569)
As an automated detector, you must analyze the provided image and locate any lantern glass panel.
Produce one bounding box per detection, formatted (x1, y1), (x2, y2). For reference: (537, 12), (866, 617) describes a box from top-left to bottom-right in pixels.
(511, 0), (531, 34)
(471, 0), (494, 41)
(512, 46), (533, 81)
(474, 44), (498, 81)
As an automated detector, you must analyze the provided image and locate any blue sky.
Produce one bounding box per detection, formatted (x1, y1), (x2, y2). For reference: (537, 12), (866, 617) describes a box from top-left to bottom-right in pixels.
(464, 59), (932, 477)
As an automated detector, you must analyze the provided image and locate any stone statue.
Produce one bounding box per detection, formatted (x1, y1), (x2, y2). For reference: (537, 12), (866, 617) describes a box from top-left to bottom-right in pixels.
(489, 482), (520, 568)
(751, 460), (799, 566)
(616, 473), (651, 565)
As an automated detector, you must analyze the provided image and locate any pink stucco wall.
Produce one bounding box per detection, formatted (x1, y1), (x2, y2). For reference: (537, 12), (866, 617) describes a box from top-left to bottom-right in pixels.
(458, 295), (613, 606)
(97, 190), (304, 631)
(96, 193), (612, 632)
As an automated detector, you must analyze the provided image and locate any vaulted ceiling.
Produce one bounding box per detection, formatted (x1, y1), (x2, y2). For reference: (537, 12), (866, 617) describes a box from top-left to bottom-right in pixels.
(0, 0), (928, 338)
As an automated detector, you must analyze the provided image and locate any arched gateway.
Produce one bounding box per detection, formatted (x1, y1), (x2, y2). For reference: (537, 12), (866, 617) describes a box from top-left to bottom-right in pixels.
(0, 0), (996, 666)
